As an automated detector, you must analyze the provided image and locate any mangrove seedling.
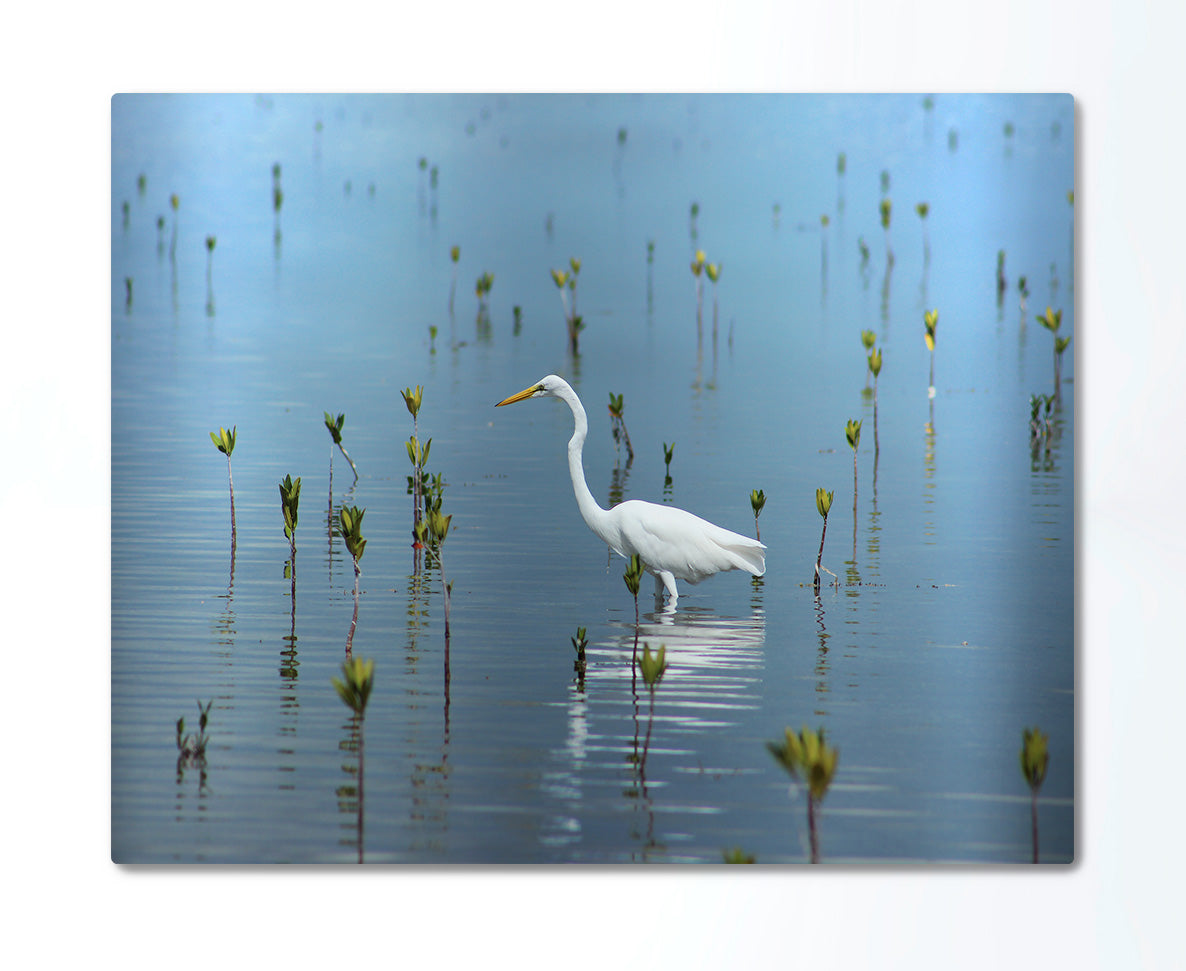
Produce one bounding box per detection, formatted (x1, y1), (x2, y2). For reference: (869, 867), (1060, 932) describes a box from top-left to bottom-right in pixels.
(814, 487), (835, 591)
(997, 250), (1008, 301)
(623, 553), (644, 629)
(572, 626), (588, 680)
(402, 385), (427, 536)
(428, 324), (438, 352)
(837, 152), (846, 177)
(860, 329), (876, 386)
(924, 308), (939, 397)
(406, 434), (431, 532)
(868, 347), (883, 453)
(169, 193), (179, 261)
(845, 419), (862, 509)
(339, 504), (367, 654)
(915, 202), (930, 260)
(723, 847), (756, 864)
(638, 641), (668, 768)
(124, 276), (133, 311)
(279, 474), (301, 562)
(176, 699), (214, 763)
(156, 215), (166, 255)
(1020, 726), (1049, 863)
(880, 169), (891, 196)
(662, 441), (675, 489)
(428, 508), (454, 648)
(568, 257), (582, 318)
(552, 266), (584, 352)
(858, 235), (870, 269)
(449, 245), (460, 313)
(324, 411), (359, 483)
(512, 306), (522, 337)
(1019, 275), (1030, 314)
(607, 392), (635, 464)
(690, 201), (700, 240)
(750, 488), (766, 541)
(205, 234), (216, 280)
(1037, 306), (1069, 402)
(767, 724), (839, 863)
(210, 425), (237, 547)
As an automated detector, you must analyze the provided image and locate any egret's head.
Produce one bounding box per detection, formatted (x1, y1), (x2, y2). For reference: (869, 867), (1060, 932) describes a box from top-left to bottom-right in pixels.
(496, 375), (566, 407)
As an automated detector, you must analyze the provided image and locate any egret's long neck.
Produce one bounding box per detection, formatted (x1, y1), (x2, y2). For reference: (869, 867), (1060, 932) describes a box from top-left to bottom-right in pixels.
(558, 384), (611, 536)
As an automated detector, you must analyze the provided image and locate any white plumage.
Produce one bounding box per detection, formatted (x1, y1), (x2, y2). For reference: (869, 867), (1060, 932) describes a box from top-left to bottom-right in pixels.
(496, 374), (766, 605)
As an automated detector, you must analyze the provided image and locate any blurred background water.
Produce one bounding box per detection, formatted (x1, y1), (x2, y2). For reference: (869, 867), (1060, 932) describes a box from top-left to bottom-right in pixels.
(111, 93), (1073, 863)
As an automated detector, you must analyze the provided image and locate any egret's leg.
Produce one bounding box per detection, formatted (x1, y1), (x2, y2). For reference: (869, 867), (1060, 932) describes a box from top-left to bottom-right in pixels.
(657, 570), (679, 606)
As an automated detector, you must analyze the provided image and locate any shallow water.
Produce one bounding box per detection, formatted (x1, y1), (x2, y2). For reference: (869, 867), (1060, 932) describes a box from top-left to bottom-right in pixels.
(112, 93), (1073, 863)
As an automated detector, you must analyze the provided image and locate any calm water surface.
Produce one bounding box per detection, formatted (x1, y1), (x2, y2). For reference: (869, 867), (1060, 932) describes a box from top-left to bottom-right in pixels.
(112, 94), (1074, 863)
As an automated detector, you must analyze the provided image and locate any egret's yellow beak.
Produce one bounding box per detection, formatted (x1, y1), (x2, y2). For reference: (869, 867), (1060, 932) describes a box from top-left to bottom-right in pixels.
(496, 384), (541, 407)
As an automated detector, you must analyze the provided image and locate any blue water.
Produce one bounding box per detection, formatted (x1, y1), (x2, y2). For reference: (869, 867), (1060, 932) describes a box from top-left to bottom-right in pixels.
(112, 93), (1073, 863)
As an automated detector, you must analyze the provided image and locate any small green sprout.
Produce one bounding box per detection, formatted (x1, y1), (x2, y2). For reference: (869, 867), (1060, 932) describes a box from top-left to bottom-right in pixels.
(868, 347), (882, 378)
(279, 474), (301, 549)
(915, 201), (929, 220)
(1036, 306), (1062, 333)
(324, 411), (359, 482)
(923, 308), (939, 350)
(210, 426), (235, 456)
(339, 505), (367, 565)
(623, 553), (643, 599)
(814, 489), (834, 590)
(211, 425), (237, 545)
(860, 329), (876, 351)
(845, 418), (862, 452)
(723, 847), (756, 864)
(837, 152), (846, 176)
(402, 385), (424, 420)
(750, 489), (766, 541)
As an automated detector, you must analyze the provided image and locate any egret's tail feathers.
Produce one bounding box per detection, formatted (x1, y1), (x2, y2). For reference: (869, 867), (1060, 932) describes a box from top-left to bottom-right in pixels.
(729, 540), (766, 578)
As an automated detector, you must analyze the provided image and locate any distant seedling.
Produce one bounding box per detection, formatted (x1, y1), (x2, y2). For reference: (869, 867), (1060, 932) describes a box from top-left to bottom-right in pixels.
(210, 425), (237, 548)
(324, 411), (359, 484)
(813, 488), (835, 591)
(750, 488), (766, 542)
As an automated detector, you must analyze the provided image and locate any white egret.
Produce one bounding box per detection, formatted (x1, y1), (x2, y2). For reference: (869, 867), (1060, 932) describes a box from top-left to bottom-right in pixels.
(496, 375), (766, 606)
